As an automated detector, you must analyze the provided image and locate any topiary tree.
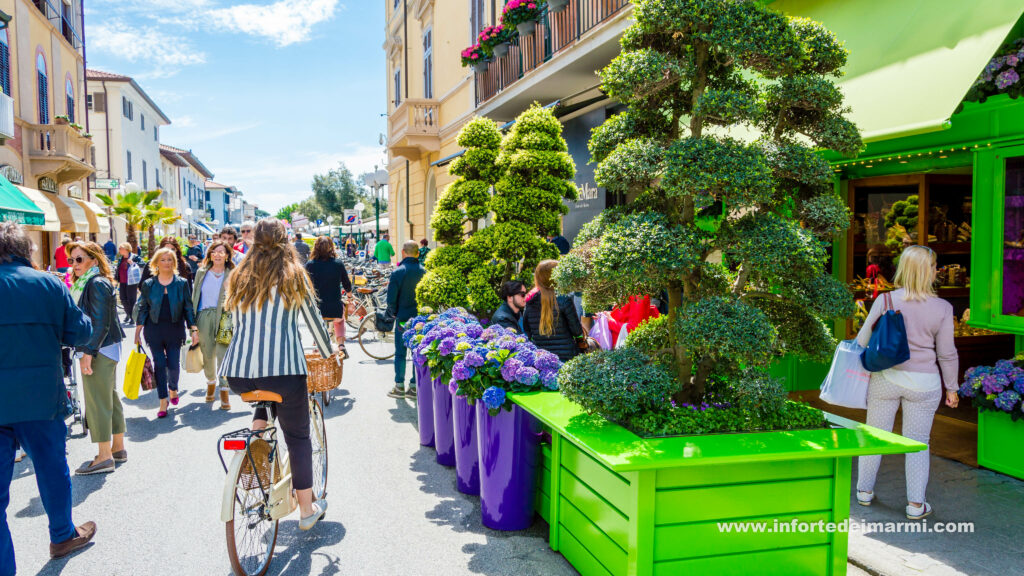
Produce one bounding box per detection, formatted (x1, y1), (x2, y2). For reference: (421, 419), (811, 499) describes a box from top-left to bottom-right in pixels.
(556, 0), (862, 409)
(419, 106), (577, 315)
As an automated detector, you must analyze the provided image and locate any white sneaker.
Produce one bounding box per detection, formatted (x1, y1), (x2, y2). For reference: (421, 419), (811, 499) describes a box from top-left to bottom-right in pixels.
(299, 501), (327, 531)
(856, 490), (874, 506)
(906, 502), (931, 520)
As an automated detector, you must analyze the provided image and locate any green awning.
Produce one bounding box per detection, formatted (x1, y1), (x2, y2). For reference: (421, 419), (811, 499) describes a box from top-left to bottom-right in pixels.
(0, 173), (44, 227)
(772, 0), (1024, 142)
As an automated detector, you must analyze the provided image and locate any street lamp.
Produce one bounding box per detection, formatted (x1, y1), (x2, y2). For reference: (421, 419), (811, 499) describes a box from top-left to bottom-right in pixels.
(362, 168), (389, 239)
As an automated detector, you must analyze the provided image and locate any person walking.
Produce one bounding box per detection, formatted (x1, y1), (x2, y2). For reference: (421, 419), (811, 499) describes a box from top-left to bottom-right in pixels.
(417, 238), (430, 264)
(523, 259), (586, 362)
(102, 239), (117, 262)
(855, 245), (959, 520)
(134, 247), (199, 419)
(492, 281), (527, 332)
(191, 241), (234, 410)
(374, 234), (394, 265)
(236, 221), (255, 255)
(345, 236), (357, 258)
(185, 235), (204, 277)
(140, 237), (193, 290)
(219, 226), (244, 265)
(115, 243), (143, 326)
(53, 237), (71, 273)
(67, 241), (127, 475)
(293, 233), (311, 264)
(0, 222), (97, 574)
(305, 236), (353, 359)
(385, 241), (426, 399)
(220, 219), (334, 531)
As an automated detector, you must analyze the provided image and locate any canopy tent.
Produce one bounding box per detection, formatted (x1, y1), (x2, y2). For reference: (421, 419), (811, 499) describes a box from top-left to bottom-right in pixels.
(193, 221), (217, 235)
(15, 185), (60, 231)
(75, 199), (110, 235)
(772, 0), (1024, 142)
(0, 174), (44, 227)
(46, 192), (90, 233)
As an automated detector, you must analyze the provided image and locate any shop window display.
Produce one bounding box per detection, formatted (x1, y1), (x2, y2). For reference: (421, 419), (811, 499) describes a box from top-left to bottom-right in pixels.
(1002, 155), (1024, 317)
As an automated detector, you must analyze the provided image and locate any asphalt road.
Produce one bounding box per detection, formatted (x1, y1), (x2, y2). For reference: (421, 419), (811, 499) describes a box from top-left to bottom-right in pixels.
(8, 324), (576, 576)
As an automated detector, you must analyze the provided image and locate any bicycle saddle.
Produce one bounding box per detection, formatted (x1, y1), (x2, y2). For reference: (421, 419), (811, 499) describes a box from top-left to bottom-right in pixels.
(240, 391), (284, 403)
(357, 287), (376, 294)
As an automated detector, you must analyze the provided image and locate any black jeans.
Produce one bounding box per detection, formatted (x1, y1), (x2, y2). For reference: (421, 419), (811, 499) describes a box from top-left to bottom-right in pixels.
(119, 283), (137, 323)
(227, 375), (312, 491)
(144, 322), (184, 400)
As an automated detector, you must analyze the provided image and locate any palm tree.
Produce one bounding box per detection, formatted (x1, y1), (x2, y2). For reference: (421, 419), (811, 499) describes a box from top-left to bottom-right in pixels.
(96, 190), (161, 252)
(142, 201), (181, 256)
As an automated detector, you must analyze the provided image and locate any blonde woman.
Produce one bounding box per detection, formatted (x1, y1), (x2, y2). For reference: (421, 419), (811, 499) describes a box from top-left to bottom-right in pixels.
(523, 259), (586, 362)
(67, 241), (126, 475)
(855, 245), (959, 520)
(134, 248), (198, 419)
(191, 240), (234, 409)
(220, 219), (334, 530)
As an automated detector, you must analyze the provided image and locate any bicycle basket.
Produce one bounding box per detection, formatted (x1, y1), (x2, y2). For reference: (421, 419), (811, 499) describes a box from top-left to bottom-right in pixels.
(239, 437), (277, 491)
(305, 352), (344, 393)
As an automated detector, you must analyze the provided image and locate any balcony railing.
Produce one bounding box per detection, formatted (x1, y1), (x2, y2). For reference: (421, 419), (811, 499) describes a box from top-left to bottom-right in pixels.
(0, 93), (14, 140)
(389, 98), (440, 144)
(33, 0), (84, 52)
(475, 0), (631, 106)
(25, 122), (94, 184)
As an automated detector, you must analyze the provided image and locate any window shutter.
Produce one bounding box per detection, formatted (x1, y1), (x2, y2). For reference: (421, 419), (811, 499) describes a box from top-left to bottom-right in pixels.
(0, 43), (9, 97)
(66, 95), (74, 123)
(38, 72), (48, 123)
(93, 92), (106, 113)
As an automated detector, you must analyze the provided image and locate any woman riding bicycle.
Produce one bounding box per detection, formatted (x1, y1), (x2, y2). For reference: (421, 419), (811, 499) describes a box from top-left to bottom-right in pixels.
(219, 219), (335, 530)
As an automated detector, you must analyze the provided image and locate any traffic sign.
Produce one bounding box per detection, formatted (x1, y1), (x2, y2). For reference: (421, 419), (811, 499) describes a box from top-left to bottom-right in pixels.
(316, 219), (323, 226)
(343, 209), (361, 225)
(357, 250), (366, 259)
(93, 179), (120, 189)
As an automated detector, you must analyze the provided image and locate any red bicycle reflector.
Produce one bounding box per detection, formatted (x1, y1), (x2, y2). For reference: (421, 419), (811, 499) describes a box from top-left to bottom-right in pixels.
(223, 439), (246, 451)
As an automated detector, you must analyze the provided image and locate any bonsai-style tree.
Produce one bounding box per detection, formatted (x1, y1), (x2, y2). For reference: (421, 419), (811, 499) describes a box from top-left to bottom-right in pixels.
(557, 0), (862, 408)
(419, 105), (577, 314)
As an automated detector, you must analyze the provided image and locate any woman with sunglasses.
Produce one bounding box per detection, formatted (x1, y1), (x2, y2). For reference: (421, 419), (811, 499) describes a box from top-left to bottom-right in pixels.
(191, 241), (234, 408)
(134, 247), (198, 418)
(492, 281), (527, 332)
(67, 242), (126, 475)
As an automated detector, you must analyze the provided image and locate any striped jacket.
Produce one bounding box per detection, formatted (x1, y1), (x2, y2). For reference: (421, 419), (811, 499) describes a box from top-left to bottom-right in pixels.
(219, 288), (334, 379)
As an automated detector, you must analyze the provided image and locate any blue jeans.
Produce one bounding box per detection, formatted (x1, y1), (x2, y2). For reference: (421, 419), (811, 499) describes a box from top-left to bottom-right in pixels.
(1, 419), (78, 576)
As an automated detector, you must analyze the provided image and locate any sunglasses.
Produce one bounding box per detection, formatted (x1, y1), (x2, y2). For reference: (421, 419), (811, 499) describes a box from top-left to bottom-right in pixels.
(517, 291), (527, 296)
(72, 256), (92, 264)
(241, 230), (253, 234)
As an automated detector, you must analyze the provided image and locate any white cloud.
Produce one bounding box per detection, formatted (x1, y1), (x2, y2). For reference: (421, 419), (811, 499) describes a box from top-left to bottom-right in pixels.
(207, 0), (340, 47)
(90, 21), (206, 78)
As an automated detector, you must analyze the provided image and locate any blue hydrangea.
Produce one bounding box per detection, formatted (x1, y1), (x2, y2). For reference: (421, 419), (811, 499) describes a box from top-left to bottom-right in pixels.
(534, 350), (561, 372)
(465, 324), (484, 338)
(449, 379), (459, 395)
(451, 360), (476, 382)
(982, 374), (1008, 396)
(1011, 370), (1024, 395)
(516, 349), (536, 368)
(501, 357), (523, 383)
(438, 337), (457, 357)
(482, 386), (506, 411)
(413, 349), (428, 367)
(515, 366), (539, 386)
(540, 369), (558, 390)
(464, 351), (485, 368)
(957, 382), (975, 398)
(994, 390), (1021, 413)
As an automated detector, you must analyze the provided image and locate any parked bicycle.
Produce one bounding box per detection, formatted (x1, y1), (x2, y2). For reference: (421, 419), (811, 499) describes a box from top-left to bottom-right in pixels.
(62, 347), (86, 437)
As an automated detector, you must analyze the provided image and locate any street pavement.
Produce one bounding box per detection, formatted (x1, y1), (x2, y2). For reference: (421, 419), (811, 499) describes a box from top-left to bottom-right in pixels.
(8, 324), (575, 576)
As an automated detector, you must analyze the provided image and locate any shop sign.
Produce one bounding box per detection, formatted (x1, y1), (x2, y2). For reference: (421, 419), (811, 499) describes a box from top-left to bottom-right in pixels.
(38, 177), (58, 193)
(0, 164), (23, 185)
(93, 179), (119, 189)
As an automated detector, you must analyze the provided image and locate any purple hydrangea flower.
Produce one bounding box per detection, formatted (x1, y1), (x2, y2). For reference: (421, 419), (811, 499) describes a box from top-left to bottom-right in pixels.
(540, 369), (558, 390)
(452, 361), (476, 382)
(501, 357), (523, 383)
(413, 349), (428, 367)
(482, 386), (506, 411)
(1012, 370), (1024, 395)
(996, 68), (1020, 89)
(438, 337), (457, 357)
(515, 349), (536, 368)
(534, 350), (560, 372)
(994, 390), (1021, 413)
(957, 382), (976, 398)
(449, 379), (459, 395)
(515, 366), (539, 386)
(465, 324), (483, 338)
(464, 351), (485, 368)
(982, 374), (1008, 395)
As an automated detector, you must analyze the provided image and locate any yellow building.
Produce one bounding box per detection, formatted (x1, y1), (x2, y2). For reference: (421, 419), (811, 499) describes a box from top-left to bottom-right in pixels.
(383, 0), (633, 249)
(0, 0), (98, 268)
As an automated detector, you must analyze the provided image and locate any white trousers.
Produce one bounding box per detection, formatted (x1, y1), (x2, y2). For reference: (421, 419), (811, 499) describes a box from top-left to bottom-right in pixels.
(856, 371), (942, 504)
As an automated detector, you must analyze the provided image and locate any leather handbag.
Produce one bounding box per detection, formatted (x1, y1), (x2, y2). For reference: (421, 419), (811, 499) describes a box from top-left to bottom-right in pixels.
(860, 292), (911, 372)
(216, 310), (233, 345)
(375, 309), (395, 333)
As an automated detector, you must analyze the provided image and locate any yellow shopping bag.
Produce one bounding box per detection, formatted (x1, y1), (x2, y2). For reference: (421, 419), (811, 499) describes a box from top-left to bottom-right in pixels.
(123, 345), (146, 400)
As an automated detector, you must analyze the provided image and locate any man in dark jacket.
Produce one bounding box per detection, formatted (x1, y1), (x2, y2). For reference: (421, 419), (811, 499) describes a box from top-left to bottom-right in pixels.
(385, 241), (426, 399)
(492, 281), (526, 332)
(293, 233), (311, 264)
(0, 222), (97, 575)
(185, 235), (204, 276)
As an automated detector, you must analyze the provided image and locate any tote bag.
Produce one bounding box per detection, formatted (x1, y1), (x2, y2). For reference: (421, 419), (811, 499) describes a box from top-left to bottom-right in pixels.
(185, 342), (204, 373)
(861, 292), (911, 372)
(123, 345), (147, 400)
(820, 340), (871, 409)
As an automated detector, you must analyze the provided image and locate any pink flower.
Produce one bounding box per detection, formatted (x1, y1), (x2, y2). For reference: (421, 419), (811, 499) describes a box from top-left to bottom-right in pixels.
(471, 53), (479, 59)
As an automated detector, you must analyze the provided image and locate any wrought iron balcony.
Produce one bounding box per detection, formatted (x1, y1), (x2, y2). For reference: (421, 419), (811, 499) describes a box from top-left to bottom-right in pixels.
(475, 0), (631, 107)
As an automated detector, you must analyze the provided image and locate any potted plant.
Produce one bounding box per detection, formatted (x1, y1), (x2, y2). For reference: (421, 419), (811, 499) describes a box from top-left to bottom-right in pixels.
(958, 354), (1024, 480)
(548, 0), (569, 13)
(403, 316), (436, 447)
(415, 311), (476, 467)
(54, 114), (70, 125)
(82, 132), (93, 139)
(502, 0), (544, 36)
(69, 122), (84, 131)
(478, 24), (515, 59)
(460, 43), (492, 73)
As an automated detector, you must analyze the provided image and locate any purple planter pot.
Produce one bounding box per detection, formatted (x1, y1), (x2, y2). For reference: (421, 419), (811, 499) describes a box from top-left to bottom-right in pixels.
(476, 403), (540, 531)
(414, 363), (434, 447)
(452, 395), (479, 495)
(432, 376), (455, 466)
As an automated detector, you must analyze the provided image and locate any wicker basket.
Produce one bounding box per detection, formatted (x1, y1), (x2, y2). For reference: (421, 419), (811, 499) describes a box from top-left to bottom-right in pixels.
(239, 438), (276, 491)
(306, 352), (344, 393)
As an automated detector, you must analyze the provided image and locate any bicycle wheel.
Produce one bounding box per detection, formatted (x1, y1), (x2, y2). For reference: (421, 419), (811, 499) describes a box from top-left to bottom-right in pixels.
(320, 389), (332, 407)
(309, 398), (328, 501)
(225, 444), (279, 576)
(358, 314), (395, 360)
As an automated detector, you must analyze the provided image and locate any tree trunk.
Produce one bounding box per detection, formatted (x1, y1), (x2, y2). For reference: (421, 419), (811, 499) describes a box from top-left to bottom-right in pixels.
(667, 281), (694, 404)
(127, 225), (138, 252)
(147, 226), (157, 257)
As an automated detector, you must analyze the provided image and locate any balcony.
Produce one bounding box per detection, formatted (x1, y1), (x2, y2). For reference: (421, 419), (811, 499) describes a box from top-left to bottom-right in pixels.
(33, 0), (84, 53)
(25, 123), (94, 185)
(388, 98), (440, 161)
(0, 93), (14, 141)
(474, 0), (632, 117)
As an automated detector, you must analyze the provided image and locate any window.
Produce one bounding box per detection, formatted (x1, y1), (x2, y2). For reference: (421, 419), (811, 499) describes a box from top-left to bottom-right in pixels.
(126, 150), (132, 181)
(156, 168), (160, 189)
(65, 78), (74, 123)
(121, 97), (134, 120)
(393, 68), (402, 107)
(141, 114), (145, 131)
(154, 126), (158, 141)
(0, 31), (10, 97)
(470, 0), (486, 41)
(122, 96), (128, 117)
(86, 94), (93, 109)
(36, 53), (48, 124)
(423, 28), (433, 99)
(142, 160), (148, 189)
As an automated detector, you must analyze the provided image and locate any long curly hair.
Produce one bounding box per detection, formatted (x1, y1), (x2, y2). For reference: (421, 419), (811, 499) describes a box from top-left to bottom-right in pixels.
(66, 241), (114, 282)
(310, 236), (336, 261)
(226, 219), (313, 312)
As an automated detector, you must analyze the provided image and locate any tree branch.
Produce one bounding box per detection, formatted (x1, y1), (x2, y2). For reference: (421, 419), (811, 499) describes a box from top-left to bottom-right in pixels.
(732, 262), (751, 296)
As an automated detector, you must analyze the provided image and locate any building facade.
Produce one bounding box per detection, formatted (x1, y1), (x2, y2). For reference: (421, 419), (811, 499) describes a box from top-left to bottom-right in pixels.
(160, 144), (214, 236)
(0, 0), (100, 267)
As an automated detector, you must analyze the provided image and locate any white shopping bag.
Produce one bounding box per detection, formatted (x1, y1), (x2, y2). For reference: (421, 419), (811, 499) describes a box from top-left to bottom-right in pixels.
(820, 340), (870, 409)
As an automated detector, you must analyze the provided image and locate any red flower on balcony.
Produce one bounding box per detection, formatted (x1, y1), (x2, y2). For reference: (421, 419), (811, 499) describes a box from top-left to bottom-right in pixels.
(461, 43), (492, 67)
(502, 0), (544, 28)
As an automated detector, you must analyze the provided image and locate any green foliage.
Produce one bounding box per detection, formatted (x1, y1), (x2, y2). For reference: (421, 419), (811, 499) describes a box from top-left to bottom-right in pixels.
(723, 212), (827, 279)
(594, 138), (665, 194)
(588, 111), (671, 165)
(558, 348), (678, 423)
(799, 192), (850, 237)
(624, 315), (673, 369)
(312, 162), (366, 216)
(662, 137), (775, 209)
(600, 48), (686, 105)
(416, 266), (469, 311)
(677, 297), (777, 366)
(627, 400), (826, 436)
(884, 195), (919, 229)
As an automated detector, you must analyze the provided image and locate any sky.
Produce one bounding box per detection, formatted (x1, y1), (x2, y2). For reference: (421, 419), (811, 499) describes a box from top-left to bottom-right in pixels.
(84, 0), (387, 215)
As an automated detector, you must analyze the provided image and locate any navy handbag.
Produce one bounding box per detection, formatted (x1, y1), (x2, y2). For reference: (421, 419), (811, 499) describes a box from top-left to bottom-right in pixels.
(860, 292), (911, 372)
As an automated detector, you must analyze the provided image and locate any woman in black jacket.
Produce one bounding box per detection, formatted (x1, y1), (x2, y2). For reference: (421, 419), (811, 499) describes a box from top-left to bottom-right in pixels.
(305, 236), (353, 357)
(134, 247), (198, 418)
(115, 242), (143, 326)
(523, 260), (586, 362)
(68, 241), (126, 475)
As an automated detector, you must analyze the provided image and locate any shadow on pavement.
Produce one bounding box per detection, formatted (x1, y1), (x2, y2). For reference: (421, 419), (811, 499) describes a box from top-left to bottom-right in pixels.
(319, 389), (355, 420)
(15, 461), (111, 519)
(261, 519), (347, 576)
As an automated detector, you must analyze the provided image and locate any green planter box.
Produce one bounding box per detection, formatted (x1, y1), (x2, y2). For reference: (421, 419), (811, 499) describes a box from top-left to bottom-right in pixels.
(977, 409), (1024, 481)
(511, 392), (924, 576)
